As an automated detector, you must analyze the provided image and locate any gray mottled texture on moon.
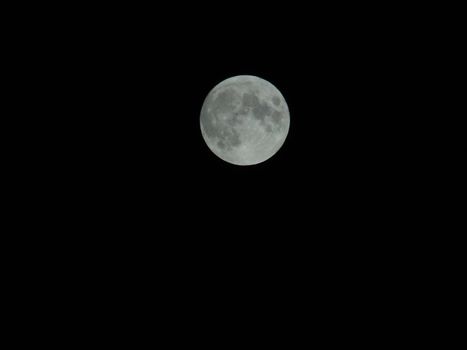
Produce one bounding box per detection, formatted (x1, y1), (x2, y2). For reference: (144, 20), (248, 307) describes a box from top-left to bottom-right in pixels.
(200, 75), (290, 166)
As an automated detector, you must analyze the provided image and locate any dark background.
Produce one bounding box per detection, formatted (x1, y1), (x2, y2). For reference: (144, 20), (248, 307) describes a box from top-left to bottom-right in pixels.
(48, 5), (419, 232)
(28, 3), (425, 261)
(15, 3), (432, 331)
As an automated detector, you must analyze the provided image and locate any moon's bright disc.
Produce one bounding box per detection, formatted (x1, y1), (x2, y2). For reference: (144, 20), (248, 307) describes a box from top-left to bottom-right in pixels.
(200, 75), (290, 166)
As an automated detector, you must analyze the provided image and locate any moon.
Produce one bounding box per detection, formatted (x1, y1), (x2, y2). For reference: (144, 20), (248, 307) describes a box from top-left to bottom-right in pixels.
(200, 75), (290, 166)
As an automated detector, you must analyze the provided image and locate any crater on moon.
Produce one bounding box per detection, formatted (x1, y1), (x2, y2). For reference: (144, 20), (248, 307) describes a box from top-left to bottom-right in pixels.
(200, 75), (290, 166)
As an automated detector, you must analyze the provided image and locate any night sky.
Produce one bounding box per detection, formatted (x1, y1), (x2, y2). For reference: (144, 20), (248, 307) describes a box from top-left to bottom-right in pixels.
(65, 5), (414, 225)
(30, 3), (426, 318)
(9, 2), (439, 339)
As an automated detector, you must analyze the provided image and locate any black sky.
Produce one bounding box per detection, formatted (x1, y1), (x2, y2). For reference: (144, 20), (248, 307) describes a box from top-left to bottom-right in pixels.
(10, 3), (438, 334)
(40, 2), (425, 274)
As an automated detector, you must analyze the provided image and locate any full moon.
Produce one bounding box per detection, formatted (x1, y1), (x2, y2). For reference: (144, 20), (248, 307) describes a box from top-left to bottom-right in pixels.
(200, 75), (290, 166)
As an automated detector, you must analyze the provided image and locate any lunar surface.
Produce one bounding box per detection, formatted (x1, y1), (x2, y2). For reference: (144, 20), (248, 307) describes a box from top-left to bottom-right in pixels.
(200, 75), (290, 166)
